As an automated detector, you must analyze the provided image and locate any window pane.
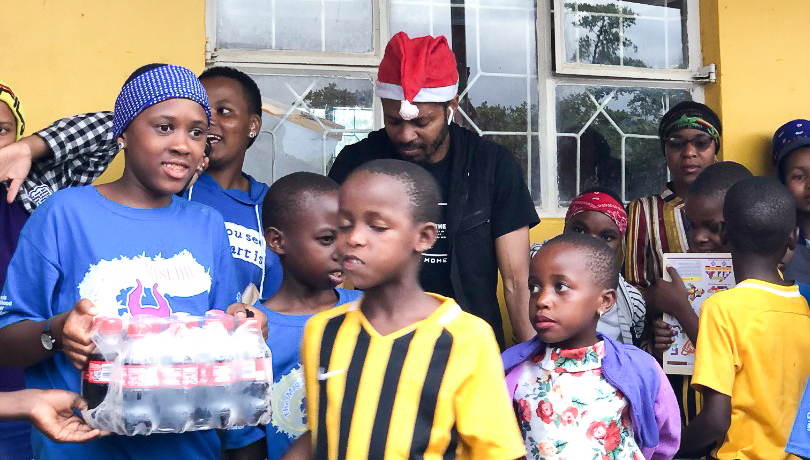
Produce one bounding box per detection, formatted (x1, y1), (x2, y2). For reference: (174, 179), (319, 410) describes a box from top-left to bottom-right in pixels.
(484, 134), (541, 205)
(626, 137), (667, 201)
(555, 84), (690, 204)
(242, 75), (374, 184)
(562, 0), (687, 69)
(390, 0), (540, 203)
(217, 0), (372, 53)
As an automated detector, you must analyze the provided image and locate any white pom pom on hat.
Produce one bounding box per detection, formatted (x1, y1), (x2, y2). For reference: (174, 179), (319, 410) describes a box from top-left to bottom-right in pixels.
(399, 100), (420, 120)
(376, 32), (459, 120)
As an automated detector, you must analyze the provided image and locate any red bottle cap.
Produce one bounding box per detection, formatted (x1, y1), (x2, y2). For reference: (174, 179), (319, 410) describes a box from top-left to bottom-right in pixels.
(205, 317), (235, 332)
(147, 321), (163, 334)
(241, 318), (261, 333)
(127, 322), (151, 338)
(98, 317), (123, 335)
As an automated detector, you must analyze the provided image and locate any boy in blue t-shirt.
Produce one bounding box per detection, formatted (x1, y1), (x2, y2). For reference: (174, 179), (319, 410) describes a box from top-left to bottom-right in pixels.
(787, 283), (810, 459)
(789, 380), (810, 459)
(0, 65), (262, 460)
(225, 172), (361, 460)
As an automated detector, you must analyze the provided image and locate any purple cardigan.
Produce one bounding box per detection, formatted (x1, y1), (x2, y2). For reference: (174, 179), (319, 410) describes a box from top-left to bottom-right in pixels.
(502, 335), (681, 460)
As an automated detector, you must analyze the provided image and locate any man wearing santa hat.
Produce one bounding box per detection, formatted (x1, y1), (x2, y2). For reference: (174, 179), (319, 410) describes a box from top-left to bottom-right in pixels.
(328, 32), (539, 348)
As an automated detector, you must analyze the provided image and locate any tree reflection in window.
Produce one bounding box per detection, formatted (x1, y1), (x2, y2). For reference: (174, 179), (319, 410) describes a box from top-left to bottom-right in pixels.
(563, 0), (687, 69)
(556, 85), (691, 204)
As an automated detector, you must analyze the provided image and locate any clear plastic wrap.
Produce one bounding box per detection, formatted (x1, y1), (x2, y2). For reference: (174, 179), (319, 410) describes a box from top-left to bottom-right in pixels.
(81, 312), (273, 435)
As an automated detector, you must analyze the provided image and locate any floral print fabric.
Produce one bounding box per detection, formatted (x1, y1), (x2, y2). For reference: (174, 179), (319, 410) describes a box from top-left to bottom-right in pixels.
(510, 341), (644, 460)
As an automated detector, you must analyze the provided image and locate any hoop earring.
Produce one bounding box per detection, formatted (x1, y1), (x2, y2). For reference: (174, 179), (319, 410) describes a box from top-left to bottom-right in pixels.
(117, 141), (125, 150)
(249, 132), (256, 138)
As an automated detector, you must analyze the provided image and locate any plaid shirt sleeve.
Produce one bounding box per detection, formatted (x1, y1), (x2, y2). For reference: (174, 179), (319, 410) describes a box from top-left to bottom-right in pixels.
(18, 111), (117, 213)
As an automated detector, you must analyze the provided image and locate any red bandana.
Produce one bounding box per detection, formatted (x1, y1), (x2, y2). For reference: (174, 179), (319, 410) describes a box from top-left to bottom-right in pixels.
(565, 192), (627, 236)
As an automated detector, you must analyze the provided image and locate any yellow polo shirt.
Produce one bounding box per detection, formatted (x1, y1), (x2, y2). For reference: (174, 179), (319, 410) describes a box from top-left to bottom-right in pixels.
(693, 279), (810, 460)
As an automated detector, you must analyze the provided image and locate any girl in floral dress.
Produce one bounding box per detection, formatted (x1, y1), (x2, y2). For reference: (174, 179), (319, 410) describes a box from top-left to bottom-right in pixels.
(502, 233), (680, 460)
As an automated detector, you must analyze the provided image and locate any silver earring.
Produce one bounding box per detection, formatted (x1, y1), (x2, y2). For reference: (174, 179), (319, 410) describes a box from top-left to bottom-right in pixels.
(117, 141), (125, 150)
(249, 132), (256, 138)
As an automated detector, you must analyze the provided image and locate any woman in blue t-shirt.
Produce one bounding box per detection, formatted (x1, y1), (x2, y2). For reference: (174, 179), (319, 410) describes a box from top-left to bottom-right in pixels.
(0, 64), (263, 460)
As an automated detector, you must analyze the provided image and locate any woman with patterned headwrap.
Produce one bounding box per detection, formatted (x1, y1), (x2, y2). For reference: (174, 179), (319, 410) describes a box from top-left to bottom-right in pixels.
(0, 81), (28, 288)
(624, 101), (721, 434)
(0, 80), (36, 460)
(624, 101), (722, 290)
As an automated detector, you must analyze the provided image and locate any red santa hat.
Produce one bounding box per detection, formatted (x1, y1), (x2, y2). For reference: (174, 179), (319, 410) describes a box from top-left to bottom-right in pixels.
(376, 32), (459, 121)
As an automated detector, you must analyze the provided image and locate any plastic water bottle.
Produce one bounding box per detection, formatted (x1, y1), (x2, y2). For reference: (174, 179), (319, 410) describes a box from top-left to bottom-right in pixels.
(196, 317), (237, 429)
(120, 321), (160, 435)
(156, 320), (196, 432)
(233, 318), (272, 426)
(82, 317), (123, 410)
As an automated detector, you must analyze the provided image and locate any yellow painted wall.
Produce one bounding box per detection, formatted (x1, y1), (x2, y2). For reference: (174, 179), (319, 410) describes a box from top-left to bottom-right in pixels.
(701, 0), (810, 176)
(0, 0), (206, 183)
(3, 1), (805, 205)
(6, 0), (809, 344)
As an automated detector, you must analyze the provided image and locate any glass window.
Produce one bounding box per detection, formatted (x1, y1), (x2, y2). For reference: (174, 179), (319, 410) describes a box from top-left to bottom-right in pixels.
(390, 0), (541, 204)
(561, 0), (687, 70)
(216, 0), (373, 53)
(242, 75), (374, 183)
(555, 85), (691, 203)
(211, 0), (703, 214)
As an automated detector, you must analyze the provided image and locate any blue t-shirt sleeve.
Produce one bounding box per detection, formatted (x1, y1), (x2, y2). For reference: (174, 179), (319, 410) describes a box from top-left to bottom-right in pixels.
(0, 210), (61, 328)
(788, 378), (810, 459)
(223, 425), (265, 451)
(336, 289), (363, 306)
(798, 282), (810, 305)
(210, 219), (240, 312)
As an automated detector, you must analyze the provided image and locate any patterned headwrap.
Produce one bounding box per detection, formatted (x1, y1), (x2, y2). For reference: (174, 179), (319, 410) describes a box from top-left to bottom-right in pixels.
(112, 65), (210, 140)
(658, 101), (721, 154)
(565, 191), (628, 236)
(772, 119), (810, 180)
(0, 81), (26, 140)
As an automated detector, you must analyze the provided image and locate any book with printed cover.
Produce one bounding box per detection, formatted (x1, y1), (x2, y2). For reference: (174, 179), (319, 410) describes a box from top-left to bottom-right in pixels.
(662, 253), (735, 375)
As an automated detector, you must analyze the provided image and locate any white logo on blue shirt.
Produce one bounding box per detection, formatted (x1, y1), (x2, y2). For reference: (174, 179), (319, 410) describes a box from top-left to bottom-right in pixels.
(225, 222), (265, 269)
(76, 251), (212, 318)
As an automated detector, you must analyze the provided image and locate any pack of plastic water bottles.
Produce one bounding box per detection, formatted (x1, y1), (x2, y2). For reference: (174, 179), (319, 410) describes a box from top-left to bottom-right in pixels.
(81, 311), (273, 435)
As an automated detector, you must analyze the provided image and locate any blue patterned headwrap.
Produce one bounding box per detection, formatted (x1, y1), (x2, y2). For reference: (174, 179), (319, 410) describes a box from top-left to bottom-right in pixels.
(112, 65), (211, 140)
(773, 119), (810, 181)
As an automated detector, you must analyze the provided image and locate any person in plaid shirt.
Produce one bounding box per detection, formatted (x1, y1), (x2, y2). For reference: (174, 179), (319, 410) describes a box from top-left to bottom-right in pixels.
(1, 110), (116, 214)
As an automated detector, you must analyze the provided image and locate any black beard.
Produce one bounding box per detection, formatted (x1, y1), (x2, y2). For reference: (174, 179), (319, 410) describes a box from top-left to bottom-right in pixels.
(392, 118), (450, 163)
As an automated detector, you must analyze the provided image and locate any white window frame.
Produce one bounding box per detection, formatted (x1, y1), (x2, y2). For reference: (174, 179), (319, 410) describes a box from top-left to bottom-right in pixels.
(551, 0), (703, 82)
(206, 0), (391, 69)
(538, 0), (706, 217)
(207, 0), (707, 217)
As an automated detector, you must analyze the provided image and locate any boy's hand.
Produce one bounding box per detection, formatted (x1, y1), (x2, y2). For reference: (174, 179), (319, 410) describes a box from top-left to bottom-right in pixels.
(646, 266), (692, 318)
(653, 318), (676, 353)
(226, 303), (269, 339)
(26, 389), (109, 443)
(60, 299), (99, 370)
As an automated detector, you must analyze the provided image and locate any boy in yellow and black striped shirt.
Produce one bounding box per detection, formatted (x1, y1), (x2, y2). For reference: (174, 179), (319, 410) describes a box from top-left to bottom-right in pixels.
(287, 160), (525, 460)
